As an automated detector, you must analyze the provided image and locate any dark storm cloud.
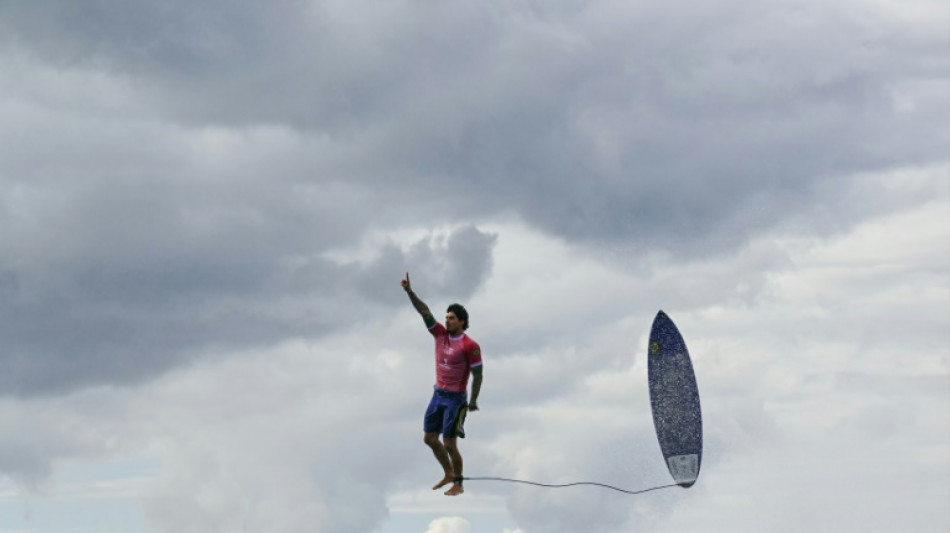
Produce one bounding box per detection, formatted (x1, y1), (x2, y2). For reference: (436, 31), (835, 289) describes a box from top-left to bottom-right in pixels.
(3, 0), (945, 256)
(0, 163), (496, 395)
(3, 1), (945, 231)
(0, 0), (475, 129)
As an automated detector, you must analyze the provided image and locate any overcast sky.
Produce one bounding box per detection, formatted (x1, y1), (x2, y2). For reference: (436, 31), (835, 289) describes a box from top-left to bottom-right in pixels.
(0, 0), (947, 532)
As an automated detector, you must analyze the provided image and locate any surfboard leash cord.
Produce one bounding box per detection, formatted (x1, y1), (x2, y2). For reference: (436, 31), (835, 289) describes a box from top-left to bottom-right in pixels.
(461, 477), (679, 495)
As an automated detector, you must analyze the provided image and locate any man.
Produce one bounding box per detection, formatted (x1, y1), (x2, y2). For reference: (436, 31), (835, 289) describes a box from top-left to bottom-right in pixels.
(401, 272), (483, 496)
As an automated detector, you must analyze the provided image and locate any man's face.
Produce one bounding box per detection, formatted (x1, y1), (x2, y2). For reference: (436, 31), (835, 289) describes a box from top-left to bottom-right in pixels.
(445, 312), (464, 334)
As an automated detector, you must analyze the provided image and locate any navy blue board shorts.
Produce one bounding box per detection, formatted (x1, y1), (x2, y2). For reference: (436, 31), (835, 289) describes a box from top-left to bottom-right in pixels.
(424, 387), (469, 439)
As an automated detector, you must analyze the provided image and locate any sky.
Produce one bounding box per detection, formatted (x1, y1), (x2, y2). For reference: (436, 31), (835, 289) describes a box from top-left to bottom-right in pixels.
(0, 0), (948, 532)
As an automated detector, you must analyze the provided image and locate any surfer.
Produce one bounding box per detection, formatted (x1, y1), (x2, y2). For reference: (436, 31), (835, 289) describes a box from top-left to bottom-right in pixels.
(401, 272), (483, 496)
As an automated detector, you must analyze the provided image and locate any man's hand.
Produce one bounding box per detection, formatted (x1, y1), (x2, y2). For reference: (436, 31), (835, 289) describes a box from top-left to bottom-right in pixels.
(468, 401), (479, 412)
(401, 272), (412, 292)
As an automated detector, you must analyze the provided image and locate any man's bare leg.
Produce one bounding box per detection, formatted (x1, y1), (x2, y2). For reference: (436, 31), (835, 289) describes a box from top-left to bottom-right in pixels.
(443, 437), (464, 496)
(424, 433), (455, 489)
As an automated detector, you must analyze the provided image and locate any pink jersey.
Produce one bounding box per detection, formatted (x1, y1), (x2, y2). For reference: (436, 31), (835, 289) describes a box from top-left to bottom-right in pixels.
(429, 322), (482, 392)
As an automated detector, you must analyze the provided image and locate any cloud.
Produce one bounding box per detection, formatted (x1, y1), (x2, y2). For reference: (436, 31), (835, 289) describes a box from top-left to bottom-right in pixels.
(0, 385), (141, 491)
(120, 332), (423, 533)
(2, 0), (945, 258)
(0, 400), (76, 486)
(424, 516), (472, 533)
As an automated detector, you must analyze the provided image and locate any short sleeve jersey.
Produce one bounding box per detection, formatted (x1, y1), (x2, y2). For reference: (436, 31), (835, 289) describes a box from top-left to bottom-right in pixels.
(429, 322), (482, 392)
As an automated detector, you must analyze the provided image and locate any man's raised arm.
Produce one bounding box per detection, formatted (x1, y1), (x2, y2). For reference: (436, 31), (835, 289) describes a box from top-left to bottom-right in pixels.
(402, 272), (435, 327)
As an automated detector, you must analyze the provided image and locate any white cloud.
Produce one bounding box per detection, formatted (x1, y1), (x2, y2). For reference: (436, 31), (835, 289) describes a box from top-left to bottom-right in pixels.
(424, 516), (471, 533)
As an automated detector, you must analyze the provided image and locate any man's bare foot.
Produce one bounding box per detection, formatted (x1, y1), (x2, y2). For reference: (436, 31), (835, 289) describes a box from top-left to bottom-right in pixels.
(432, 474), (455, 490)
(445, 482), (464, 496)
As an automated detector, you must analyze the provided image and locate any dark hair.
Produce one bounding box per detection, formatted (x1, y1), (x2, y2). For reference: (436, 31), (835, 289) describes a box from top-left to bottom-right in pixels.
(446, 303), (469, 330)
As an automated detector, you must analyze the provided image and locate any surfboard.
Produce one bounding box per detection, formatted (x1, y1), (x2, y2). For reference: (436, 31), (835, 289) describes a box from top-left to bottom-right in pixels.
(648, 310), (703, 488)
